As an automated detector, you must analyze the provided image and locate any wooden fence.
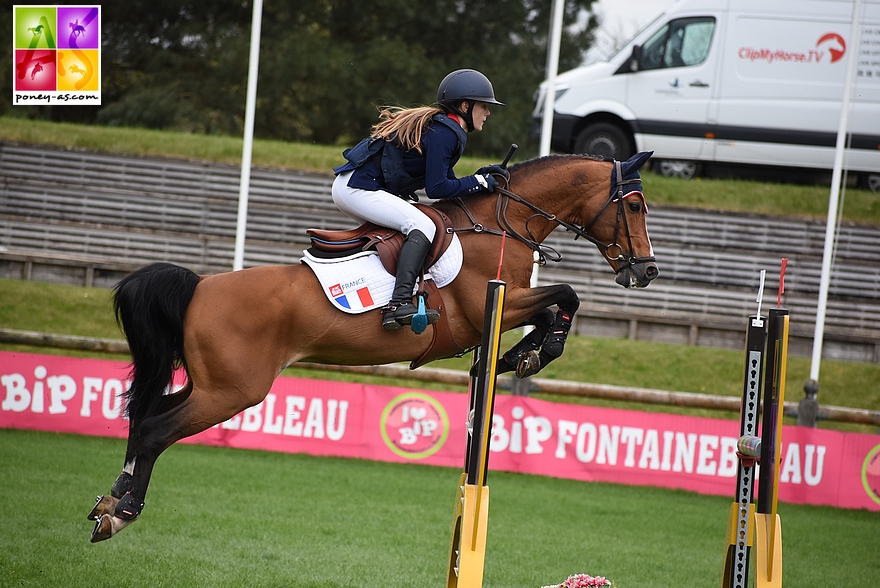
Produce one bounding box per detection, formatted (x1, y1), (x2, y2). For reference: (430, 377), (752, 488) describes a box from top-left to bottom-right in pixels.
(1, 327), (876, 426)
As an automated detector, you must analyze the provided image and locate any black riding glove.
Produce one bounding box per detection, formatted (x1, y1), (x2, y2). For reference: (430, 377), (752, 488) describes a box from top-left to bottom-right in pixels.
(476, 174), (499, 193)
(475, 164), (510, 180)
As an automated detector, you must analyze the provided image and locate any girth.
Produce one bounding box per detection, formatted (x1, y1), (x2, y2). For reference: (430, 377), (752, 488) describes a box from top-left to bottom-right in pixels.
(307, 204), (454, 275)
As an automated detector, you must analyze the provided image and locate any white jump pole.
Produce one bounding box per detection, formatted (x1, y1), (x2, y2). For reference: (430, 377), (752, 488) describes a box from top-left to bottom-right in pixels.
(233, 0), (264, 272)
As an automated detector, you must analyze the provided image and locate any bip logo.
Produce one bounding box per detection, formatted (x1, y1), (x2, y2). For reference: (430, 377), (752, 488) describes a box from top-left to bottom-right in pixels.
(862, 442), (880, 507)
(13, 5), (101, 105)
(380, 392), (449, 460)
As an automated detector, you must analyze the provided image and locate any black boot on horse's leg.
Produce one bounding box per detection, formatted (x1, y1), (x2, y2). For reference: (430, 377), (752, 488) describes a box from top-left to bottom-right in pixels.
(537, 309), (574, 369)
(492, 308), (555, 378)
(87, 471), (134, 521)
(381, 230), (440, 330)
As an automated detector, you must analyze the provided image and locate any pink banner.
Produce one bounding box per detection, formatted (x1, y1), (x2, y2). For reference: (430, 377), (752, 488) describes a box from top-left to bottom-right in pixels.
(2, 351), (879, 511)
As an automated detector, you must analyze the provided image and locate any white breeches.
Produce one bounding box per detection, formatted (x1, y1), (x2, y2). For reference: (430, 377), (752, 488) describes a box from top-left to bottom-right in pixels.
(331, 172), (436, 241)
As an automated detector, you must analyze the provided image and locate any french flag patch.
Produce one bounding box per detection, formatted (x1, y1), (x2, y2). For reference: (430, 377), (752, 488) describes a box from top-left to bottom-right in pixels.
(329, 283), (374, 310)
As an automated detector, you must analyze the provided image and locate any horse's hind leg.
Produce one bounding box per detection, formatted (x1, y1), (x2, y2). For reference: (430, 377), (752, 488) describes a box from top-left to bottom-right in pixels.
(90, 382), (257, 543)
(89, 382), (193, 521)
(89, 383), (195, 542)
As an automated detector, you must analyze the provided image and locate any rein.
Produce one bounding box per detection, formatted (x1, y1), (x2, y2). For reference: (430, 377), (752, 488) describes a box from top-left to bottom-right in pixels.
(448, 160), (656, 271)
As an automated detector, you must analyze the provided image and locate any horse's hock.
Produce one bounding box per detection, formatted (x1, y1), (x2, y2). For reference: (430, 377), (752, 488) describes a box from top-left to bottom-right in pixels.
(2, 142), (880, 364)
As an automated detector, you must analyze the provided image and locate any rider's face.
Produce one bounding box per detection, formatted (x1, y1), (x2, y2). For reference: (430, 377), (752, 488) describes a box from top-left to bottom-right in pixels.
(470, 102), (490, 132)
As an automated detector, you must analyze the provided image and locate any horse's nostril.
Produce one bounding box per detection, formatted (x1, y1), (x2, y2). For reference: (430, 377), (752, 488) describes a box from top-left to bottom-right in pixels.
(646, 265), (659, 279)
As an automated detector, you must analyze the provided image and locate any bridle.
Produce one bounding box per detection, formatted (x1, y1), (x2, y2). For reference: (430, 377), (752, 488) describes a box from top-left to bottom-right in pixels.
(448, 159), (656, 273)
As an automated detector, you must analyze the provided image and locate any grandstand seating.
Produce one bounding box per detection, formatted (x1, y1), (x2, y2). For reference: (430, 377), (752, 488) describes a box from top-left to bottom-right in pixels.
(2, 142), (878, 363)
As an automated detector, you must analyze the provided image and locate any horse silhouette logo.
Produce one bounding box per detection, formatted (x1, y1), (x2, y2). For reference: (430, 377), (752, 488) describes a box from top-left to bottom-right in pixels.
(817, 32), (846, 63)
(69, 19), (86, 38)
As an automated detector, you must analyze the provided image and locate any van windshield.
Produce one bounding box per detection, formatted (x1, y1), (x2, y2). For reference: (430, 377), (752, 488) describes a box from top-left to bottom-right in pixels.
(605, 13), (666, 63)
(640, 17), (716, 70)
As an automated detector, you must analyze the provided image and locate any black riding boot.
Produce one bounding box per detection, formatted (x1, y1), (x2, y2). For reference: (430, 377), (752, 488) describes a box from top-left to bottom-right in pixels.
(382, 230), (440, 331)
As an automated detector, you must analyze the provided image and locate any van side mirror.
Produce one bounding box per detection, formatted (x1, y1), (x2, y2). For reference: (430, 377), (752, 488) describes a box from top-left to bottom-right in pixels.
(630, 45), (642, 72)
(615, 45), (641, 75)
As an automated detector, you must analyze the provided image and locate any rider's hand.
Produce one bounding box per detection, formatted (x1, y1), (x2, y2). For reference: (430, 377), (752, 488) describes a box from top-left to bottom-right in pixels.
(475, 174), (499, 193)
(475, 164), (510, 180)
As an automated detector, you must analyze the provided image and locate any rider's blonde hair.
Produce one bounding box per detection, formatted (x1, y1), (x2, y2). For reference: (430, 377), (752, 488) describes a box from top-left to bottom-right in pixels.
(371, 106), (443, 154)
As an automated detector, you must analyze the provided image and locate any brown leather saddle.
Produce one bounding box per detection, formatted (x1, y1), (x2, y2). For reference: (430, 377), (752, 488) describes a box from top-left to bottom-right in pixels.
(305, 204), (464, 368)
(306, 204), (454, 275)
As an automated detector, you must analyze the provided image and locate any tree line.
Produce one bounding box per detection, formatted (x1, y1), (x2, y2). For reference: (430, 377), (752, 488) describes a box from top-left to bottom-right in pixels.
(2, 0), (597, 158)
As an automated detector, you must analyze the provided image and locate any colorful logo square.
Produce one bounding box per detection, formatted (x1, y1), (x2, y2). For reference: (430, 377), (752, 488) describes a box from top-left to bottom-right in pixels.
(14, 49), (56, 91)
(57, 6), (100, 50)
(13, 5), (101, 105)
(58, 49), (99, 91)
(14, 6), (57, 49)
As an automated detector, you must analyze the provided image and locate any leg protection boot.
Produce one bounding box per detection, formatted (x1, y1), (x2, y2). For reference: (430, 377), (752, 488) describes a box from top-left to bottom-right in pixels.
(382, 230), (440, 330)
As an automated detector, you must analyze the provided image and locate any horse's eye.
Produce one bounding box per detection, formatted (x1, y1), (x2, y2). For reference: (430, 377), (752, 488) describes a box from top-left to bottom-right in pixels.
(627, 201), (641, 213)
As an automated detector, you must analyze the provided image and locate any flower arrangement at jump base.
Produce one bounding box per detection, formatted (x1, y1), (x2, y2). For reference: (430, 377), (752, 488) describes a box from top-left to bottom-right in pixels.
(541, 573), (613, 588)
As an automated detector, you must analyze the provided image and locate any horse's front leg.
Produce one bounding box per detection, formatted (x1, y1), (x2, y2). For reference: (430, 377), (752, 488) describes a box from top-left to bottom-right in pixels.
(497, 284), (580, 377)
(494, 307), (554, 377)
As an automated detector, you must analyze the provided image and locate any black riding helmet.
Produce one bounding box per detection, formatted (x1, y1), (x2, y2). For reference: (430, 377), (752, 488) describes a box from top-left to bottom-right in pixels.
(437, 69), (504, 132)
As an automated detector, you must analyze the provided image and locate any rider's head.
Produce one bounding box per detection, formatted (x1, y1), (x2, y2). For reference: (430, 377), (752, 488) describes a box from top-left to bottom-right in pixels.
(437, 69), (504, 132)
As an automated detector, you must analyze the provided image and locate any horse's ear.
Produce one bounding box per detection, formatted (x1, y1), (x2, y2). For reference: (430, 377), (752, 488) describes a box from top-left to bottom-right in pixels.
(621, 151), (654, 176)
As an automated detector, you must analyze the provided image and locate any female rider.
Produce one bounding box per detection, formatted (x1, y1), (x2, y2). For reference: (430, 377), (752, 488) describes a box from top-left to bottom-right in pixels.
(332, 69), (505, 330)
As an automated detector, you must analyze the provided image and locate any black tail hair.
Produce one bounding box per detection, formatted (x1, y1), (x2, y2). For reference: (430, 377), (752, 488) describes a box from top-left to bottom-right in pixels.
(113, 262), (200, 432)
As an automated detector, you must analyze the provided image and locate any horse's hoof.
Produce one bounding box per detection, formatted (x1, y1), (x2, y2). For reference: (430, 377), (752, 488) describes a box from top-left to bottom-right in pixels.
(90, 515), (114, 543)
(90, 513), (136, 543)
(87, 495), (119, 521)
(515, 350), (541, 378)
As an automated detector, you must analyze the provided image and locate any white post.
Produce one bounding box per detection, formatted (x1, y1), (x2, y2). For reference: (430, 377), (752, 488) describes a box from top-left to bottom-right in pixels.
(513, 0), (565, 399)
(232, 0), (264, 272)
(539, 0), (565, 159)
(808, 0), (863, 382)
(533, 0), (566, 292)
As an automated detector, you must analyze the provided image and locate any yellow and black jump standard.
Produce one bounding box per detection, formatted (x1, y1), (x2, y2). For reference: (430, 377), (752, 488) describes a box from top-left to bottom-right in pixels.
(722, 310), (767, 588)
(447, 279), (506, 588)
(722, 265), (789, 588)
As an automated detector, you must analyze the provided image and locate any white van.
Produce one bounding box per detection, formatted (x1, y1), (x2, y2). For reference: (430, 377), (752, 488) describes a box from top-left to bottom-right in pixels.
(533, 0), (880, 189)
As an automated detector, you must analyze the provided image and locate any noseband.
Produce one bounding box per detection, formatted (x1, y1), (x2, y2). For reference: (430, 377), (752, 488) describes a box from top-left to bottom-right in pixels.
(451, 160), (656, 273)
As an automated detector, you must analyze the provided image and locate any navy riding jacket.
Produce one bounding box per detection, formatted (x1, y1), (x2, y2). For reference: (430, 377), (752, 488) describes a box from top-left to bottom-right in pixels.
(333, 114), (484, 200)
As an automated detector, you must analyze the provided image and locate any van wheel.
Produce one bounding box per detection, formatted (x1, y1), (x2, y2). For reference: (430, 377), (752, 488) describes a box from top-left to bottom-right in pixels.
(861, 173), (880, 193)
(573, 123), (632, 160)
(655, 159), (699, 179)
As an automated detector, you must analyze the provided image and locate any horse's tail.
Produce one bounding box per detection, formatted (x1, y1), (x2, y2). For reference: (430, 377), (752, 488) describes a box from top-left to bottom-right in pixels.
(113, 262), (200, 432)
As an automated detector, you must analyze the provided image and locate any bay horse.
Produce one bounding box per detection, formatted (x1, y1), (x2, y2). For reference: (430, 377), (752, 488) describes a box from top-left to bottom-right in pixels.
(87, 151), (659, 543)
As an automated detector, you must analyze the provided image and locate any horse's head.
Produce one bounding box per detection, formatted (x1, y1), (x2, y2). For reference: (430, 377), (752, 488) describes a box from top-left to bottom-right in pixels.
(579, 151), (659, 288)
(482, 150), (658, 289)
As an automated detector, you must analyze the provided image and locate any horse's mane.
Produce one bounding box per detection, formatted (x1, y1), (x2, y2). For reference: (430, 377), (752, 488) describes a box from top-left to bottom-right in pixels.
(508, 153), (605, 178)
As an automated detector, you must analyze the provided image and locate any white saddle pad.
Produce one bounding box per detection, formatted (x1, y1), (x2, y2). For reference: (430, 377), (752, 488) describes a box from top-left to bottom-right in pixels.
(301, 234), (463, 314)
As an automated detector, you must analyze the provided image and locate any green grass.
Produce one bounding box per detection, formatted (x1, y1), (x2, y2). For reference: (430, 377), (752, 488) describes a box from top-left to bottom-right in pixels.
(642, 172), (880, 223)
(0, 116), (493, 177)
(2, 278), (879, 435)
(2, 116), (878, 224)
(1, 428), (878, 587)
